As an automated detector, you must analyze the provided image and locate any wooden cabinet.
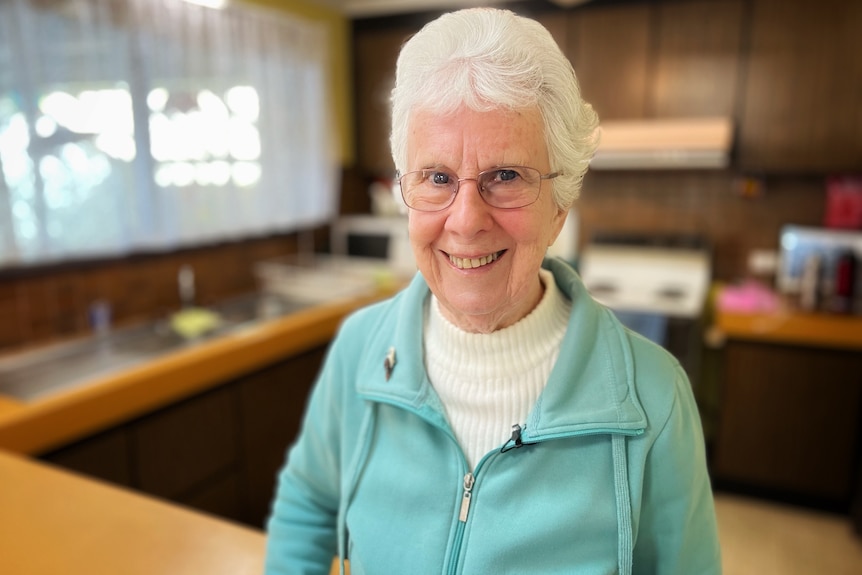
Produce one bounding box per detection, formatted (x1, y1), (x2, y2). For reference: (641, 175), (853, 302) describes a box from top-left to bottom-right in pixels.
(650, 0), (744, 118)
(712, 340), (862, 509)
(237, 346), (326, 527)
(737, 0), (862, 172)
(40, 344), (328, 528)
(353, 23), (415, 178)
(350, 0), (860, 177)
(133, 385), (240, 501)
(42, 426), (133, 487)
(566, 3), (652, 120)
(565, 0), (744, 121)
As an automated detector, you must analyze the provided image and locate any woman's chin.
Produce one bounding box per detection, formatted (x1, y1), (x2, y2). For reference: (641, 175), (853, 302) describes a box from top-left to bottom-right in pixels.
(436, 297), (516, 333)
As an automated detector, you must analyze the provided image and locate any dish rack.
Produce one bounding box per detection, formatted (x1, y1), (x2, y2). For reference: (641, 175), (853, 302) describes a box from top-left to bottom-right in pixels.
(254, 254), (395, 304)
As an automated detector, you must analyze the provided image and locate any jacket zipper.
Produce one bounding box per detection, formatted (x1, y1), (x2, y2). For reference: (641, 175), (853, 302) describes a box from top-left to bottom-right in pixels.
(447, 471), (475, 575)
(444, 426), (643, 574)
(367, 394), (645, 572)
(458, 472), (475, 521)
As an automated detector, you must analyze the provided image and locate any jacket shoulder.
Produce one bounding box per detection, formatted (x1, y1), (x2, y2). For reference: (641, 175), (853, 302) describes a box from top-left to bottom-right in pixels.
(623, 326), (701, 440)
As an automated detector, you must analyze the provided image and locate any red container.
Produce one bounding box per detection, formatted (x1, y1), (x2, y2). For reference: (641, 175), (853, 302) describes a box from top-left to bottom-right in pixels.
(825, 176), (862, 230)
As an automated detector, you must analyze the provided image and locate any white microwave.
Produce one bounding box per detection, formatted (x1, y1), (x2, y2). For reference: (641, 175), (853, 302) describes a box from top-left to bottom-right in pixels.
(330, 215), (416, 277)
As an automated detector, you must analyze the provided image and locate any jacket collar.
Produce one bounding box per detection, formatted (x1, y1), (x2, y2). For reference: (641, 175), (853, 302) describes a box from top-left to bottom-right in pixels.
(357, 258), (647, 438)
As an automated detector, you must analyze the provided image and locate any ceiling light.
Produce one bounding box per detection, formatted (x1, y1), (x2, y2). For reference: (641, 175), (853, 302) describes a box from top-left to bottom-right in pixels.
(182, 0), (229, 9)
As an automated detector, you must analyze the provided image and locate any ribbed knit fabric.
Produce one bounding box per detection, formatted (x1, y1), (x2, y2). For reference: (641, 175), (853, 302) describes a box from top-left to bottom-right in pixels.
(424, 268), (572, 470)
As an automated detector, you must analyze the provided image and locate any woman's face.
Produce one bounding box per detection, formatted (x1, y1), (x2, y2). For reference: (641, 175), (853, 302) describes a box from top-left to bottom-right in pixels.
(406, 105), (568, 334)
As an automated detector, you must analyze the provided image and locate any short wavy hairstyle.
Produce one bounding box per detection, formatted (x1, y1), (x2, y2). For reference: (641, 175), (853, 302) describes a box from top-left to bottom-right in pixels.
(389, 7), (600, 210)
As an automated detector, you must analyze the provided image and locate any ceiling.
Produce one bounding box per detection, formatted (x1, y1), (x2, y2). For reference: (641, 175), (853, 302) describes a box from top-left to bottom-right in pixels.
(317, 0), (592, 18)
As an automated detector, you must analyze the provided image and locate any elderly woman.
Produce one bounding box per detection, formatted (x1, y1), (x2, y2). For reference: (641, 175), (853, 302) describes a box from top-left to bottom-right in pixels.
(265, 8), (720, 575)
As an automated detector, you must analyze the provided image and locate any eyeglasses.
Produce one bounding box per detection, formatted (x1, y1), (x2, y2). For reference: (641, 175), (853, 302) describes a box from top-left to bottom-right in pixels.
(397, 166), (561, 212)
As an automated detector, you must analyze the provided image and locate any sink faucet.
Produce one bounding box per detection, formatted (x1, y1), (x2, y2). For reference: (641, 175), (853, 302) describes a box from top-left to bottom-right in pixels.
(178, 265), (195, 308)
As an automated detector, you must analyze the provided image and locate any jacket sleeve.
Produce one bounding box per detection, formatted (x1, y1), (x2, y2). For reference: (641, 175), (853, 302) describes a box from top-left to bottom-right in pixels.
(263, 341), (346, 575)
(632, 364), (722, 575)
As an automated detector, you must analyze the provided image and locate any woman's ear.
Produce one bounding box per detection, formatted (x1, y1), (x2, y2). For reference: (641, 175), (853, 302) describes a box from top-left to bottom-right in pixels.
(548, 206), (570, 246)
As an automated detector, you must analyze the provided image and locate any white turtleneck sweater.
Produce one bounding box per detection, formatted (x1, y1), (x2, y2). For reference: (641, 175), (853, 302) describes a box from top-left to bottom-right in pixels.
(424, 268), (572, 470)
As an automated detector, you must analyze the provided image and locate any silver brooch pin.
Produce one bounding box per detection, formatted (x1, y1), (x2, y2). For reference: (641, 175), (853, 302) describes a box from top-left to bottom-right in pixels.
(384, 347), (396, 381)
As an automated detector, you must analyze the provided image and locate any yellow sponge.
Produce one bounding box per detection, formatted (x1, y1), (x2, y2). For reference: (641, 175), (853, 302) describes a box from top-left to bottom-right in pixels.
(170, 307), (223, 340)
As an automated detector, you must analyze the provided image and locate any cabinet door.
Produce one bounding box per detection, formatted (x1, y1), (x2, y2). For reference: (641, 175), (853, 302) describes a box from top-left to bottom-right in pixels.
(237, 346), (326, 527)
(737, 0), (862, 172)
(132, 385), (239, 501)
(180, 469), (244, 521)
(353, 24), (416, 178)
(533, 9), (568, 55)
(650, 0), (744, 118)
(566, 3), (652, 120)
(712, 341), (862, 507)
(41, 426), (133, 488)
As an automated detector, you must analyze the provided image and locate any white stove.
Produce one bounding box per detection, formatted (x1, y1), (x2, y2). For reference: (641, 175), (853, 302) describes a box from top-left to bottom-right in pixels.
(577, 235), (711, 386)
(578, 241), (711, 319)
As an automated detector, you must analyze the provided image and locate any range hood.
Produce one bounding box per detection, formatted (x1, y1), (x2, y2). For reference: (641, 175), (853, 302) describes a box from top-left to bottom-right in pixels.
(590, 117), (734, 170)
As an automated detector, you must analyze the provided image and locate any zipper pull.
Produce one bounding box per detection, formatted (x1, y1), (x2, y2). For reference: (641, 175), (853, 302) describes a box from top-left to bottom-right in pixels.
(459, 472), (475, 522)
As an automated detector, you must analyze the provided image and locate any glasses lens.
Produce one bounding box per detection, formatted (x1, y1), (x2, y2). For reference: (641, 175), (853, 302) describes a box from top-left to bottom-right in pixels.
(400, 169), (456, 211)
(478, 166), (542, 209)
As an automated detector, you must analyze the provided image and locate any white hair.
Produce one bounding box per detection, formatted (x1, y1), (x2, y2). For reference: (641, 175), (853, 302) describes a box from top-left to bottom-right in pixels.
(389, 7), (600, 210)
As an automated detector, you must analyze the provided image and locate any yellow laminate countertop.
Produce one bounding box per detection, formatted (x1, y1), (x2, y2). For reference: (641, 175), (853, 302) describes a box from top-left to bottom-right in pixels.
(0, 449), (265, 575)
(714, 308), (862, 351)
(0, 290), (394, 455)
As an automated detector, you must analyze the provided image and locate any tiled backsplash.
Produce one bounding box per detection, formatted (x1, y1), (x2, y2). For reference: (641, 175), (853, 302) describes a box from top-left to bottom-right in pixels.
(577, 171), (827, 280)
(0, 228), (327, 354)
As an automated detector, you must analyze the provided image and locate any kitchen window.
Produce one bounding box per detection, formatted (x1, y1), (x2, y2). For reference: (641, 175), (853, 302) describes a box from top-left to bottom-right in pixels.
(0, 0), (336, 268)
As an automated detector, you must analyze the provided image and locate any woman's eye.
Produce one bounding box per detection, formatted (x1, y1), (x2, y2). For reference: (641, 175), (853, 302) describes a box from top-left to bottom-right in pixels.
(496, 169), (520, 183)
(430, 171), (451, 185)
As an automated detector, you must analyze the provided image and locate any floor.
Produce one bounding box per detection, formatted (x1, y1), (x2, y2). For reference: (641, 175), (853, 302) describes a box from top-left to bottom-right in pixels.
(715, 491), (862, 575)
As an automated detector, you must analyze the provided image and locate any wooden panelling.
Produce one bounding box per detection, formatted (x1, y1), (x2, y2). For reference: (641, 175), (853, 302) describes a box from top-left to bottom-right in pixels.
(566, 5), (652, 120)
(4, 0), (859, 355)
(712, 340), (862, 506)
(180, 470), (245, 522)
(650, 0), (744, 118)
(0, 282), (22, 349)
(576, 171), (826, 281)
(42, 426), (133, 488)
(533, 9), (568, 53)
(237, 346), (327, 527)
(37, 343), (328, 528)
(566, 3), (652, 120)
(353, 24), (414, 178)
(0, 231), (314, 353)
(132, 385), (239, 500)
(738, 0), (862, 172)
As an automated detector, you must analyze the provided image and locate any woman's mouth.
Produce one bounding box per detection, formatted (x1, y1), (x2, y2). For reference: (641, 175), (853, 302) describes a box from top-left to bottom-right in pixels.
(447, 250), (504, 269)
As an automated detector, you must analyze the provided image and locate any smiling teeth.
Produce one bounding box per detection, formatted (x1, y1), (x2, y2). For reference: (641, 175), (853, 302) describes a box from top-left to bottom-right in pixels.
(449, 252), (499, 269)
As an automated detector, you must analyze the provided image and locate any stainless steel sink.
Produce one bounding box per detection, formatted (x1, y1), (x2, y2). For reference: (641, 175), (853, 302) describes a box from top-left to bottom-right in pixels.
(0, 292), (309, 402)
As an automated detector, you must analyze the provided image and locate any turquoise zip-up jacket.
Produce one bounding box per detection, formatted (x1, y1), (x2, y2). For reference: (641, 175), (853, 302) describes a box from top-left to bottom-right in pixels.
(265, 257), (721, 575)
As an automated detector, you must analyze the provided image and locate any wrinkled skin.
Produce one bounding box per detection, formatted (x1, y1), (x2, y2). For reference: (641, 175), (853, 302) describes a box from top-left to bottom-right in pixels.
(406, 105), (567, 333)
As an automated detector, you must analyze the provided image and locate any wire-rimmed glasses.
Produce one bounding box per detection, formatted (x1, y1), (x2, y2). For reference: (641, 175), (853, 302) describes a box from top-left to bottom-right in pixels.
(397, 166), (561, 212)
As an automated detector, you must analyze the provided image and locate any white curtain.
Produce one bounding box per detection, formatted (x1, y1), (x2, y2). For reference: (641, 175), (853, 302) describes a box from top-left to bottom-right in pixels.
(0, 0), (336, 266)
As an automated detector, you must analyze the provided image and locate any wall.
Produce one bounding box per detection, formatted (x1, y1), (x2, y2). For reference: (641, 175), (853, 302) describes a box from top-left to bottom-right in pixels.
(349, 0), (859, 283)
(577, 171), (827, 280)
(242, 0), (354, 166)
(0, 0), (351, 355)
(0, 227), (328, 354)
(0, 0), (855, 354)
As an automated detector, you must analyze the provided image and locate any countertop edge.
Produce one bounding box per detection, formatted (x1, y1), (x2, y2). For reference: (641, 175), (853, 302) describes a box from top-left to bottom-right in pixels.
(714, 309), (862, 350)
(0, 291), (390, 455)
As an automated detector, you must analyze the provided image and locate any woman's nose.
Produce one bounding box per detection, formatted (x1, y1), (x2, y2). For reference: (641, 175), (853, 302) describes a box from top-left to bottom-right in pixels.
(445, 179), (494, 236)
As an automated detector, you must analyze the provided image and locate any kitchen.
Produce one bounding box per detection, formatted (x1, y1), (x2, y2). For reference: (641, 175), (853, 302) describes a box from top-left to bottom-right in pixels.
(1, 0), (862, 573)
